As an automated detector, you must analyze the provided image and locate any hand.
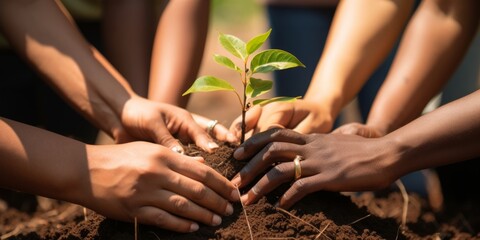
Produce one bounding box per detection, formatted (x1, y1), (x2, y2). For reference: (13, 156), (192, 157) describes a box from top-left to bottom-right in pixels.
(230, 128), (399, 209)
(82, 142), (240, 232)
(191, 113), (238, 143)
(117, 96), (219, 153)
(332, 122), (386, 138)
(229, 100), (334, 140)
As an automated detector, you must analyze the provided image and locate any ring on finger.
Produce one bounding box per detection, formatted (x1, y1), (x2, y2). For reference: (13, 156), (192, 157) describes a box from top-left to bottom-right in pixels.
(293, 155), (303, 181)
(206, 119), (218, 135)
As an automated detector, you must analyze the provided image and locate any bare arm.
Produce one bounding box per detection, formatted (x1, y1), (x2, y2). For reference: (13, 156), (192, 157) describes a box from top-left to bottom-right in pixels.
(366, 0), (480, 134)
(0, 0), (131, 137)
(102, 0), (154, 97)
(148, 0), (209, 107)
(0, 117), (239, 232)
(232, 90), (480, 208)
(231, 0), (414, 136)
(304, 0), (414, 119)
(0, 0), (218, 152)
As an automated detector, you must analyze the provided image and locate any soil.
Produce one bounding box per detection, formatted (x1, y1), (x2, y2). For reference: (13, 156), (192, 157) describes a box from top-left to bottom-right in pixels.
(1, 142), (479, 240)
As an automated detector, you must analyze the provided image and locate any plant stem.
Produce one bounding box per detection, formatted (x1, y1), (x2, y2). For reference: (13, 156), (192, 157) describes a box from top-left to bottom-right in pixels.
(241, 61), (248, 143)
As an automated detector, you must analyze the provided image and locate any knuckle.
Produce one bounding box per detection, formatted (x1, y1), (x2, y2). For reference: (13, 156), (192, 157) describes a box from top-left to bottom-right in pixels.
(190, 184), (208, 201)
(153, 211), (169, 228)
(172, 197), (190, 213)
(291, 178), (308, 193)
(269, 164), (289, 180)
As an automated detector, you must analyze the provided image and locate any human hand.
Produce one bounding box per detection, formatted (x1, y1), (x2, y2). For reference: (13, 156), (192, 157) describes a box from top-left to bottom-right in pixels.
(332, 122), (386, 138)
(117, 96), (219, 153)
(229, 100), (334, 140)
(82, 142), (239, 232)
(230, 128), (399, 209)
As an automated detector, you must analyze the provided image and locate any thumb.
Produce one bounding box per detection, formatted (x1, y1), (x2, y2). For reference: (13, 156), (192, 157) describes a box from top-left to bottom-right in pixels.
(229, 105), (262, 140)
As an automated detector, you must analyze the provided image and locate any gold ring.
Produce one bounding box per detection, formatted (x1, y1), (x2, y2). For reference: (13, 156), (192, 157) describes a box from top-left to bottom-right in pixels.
(293, 155), (303, 181)
(206, 119), (218, 135)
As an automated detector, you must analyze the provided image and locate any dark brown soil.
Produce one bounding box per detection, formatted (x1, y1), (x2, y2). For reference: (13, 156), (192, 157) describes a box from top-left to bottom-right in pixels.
(1, 142), (479, 239)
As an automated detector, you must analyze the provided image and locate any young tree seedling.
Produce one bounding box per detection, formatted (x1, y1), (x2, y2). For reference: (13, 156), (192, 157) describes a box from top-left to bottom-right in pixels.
(183, 29), (305, 143)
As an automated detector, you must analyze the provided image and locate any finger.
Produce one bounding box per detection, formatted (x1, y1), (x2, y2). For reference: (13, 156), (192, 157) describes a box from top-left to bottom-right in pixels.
(150, 190), (224, 227)
(171, 157), (239, 202)
(181, 115), (219, 153)
(213, 122), (238, 143)
(231, 142), (300, 188)
(229, 105), (262, 140)
(278, 175), (326, 209)
(234, 128), (306, 160)
(293, 116), (329, 134)
(150, 121), (185, 154)
(241, 162), (295, 206)
(163, 172), (233, 216)
(257, 105), (293, 134)
(136, 206), (198, 233)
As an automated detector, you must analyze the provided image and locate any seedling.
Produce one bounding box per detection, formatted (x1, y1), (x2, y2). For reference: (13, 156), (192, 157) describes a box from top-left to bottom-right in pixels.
(183, 29), (305, 143)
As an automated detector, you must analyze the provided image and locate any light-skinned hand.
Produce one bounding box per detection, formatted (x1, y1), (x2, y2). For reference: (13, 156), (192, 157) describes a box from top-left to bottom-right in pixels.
(82, 142), (240, 232)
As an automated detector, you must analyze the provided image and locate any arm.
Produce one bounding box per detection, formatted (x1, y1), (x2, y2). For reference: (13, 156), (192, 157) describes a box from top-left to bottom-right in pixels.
(0, 117), (239, 232)
(366, 0), (480, 135)
(230, 0), (414, 137)
(304, 0), (414, 120)
(102, 0), (154, 97)
(0, 0), (218, 152)
(148, 0), (209, 107)
(231, 90), (480, 208)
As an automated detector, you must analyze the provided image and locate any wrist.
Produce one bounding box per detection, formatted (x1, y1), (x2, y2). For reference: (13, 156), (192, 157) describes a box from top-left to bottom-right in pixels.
(304, 90), (343, 121)
(380, 133), (416, 181)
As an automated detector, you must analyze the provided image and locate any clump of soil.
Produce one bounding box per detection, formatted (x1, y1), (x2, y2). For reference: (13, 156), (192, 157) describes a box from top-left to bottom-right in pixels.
(1, 142), (479, 239)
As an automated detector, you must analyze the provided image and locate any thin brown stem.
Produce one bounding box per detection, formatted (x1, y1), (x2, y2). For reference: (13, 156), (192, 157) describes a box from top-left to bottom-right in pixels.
(134, 217), (138, 240)
(275, 207), (321, 232)
(314, 222), (331, 240)
(83, 207), (88, 221)
(240, 59), (249, 143)
(237, 187), (254, 240)
(348, 214), (371, 226)
(395, 179), (409, 228)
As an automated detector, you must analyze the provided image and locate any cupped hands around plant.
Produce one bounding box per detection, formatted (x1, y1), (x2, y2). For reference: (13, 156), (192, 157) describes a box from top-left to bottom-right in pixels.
(183, 29), (305, 143)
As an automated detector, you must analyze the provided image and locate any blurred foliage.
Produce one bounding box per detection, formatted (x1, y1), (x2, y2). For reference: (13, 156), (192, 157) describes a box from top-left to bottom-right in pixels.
(211, 0), (263, 25)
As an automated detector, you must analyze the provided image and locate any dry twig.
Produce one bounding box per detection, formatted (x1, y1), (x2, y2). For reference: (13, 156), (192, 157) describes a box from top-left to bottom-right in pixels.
(237, 187), (254, 240)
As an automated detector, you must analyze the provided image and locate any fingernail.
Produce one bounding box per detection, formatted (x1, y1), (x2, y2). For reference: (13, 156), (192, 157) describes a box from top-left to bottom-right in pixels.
(190, 223), (199, 232)
(171, 146), (184, 155)
(225, 203), (234, 216)
(207, 141), (219, 150)
(233, 147), (244, 159)
(230, 189), (240, 201)
(212, 214), (222, 226)
(231, 175), (241, 187)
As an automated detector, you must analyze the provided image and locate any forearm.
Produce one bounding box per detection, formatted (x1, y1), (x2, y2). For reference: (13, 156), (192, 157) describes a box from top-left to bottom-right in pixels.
(0, 117), (89, 205)
(0, 0), (136, 136)
(367, 0), (479, 133)
(102, 0), (154, 97)
(148, 0), (209, 107)
(304, 0), (413, 119)
(385, 90), (480, 179)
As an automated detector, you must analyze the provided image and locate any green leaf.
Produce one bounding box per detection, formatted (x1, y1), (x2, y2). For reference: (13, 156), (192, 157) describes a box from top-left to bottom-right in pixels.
(246, 29), (271, 55)
(250, 49), (305, 73)
(219, 33), (247, 60)
(252, 96), (301, 106)
(213, 54), (241, 72)
(182, 76), (235, 96)
(246, 77), (272, 98)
